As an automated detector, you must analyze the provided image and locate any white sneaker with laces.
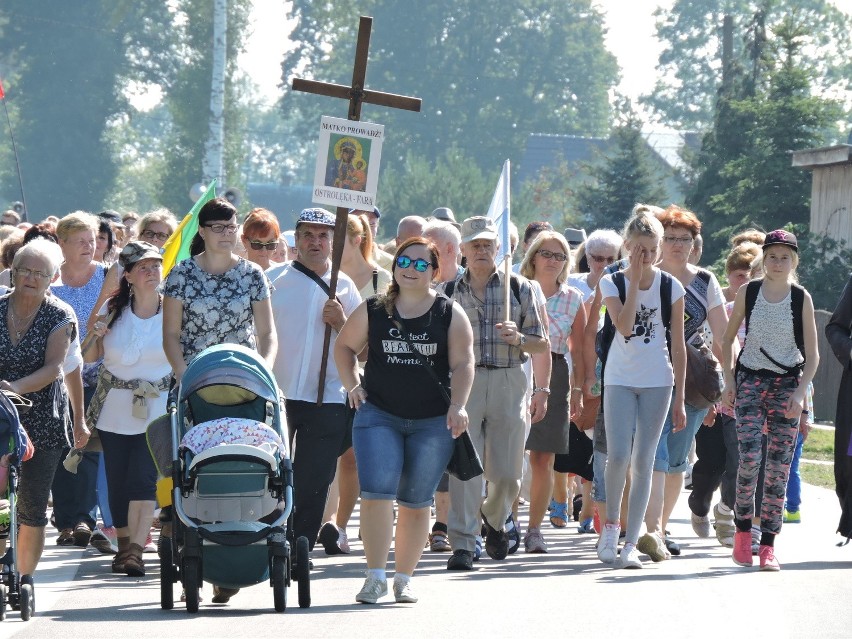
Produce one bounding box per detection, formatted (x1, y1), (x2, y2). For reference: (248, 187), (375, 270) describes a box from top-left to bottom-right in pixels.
(597, 523), (620, 564)
(355, 576), (388, 604)
(393, 579), (418, 603)
(620, 542), (643, 569)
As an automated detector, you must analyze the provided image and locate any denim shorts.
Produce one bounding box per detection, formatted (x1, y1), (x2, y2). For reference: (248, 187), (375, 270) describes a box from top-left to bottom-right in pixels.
(353, 401), (455, 509)
(653, 389), (710, 473)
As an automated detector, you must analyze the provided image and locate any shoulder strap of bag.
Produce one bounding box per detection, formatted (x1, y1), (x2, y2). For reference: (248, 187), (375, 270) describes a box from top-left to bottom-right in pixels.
(391, 311), (451, 407)
(791, 283), (805, 357)
(372, 269), (379, 294)
(290, 260), (333, 298)
(744, 280), (761, 334)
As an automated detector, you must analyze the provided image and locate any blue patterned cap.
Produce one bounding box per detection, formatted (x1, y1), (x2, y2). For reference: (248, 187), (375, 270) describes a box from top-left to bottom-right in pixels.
(296, 207), (336, 228)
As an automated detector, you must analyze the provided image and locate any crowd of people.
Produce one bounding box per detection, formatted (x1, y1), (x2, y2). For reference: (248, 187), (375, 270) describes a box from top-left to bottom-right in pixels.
(0, 196), (849, 609)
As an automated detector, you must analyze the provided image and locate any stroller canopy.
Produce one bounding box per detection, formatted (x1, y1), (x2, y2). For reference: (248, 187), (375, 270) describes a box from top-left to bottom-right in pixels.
(180, 344), (279, 405)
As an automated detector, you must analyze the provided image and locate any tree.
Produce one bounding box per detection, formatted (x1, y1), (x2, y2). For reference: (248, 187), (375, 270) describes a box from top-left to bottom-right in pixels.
(575, 103), (668, 231)
(377, 147), (495, 239)
(156, 0), (252, 216)
(281, 1), (618, 179)
(788, 223), (852, 311)
(0, 1), (176, 218)
(686, 15), (843, 261)
(643, 0), (852, 130)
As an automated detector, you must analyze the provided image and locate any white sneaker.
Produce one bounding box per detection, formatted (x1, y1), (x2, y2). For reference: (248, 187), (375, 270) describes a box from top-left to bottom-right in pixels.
(338, 529), (351, 554)
(620, 542), (643, 569)
(355, 576), (388, 604)
(691, 513), (712, 538)
(393, 579), (418, 603)
(597, 523), (620, 564)
(713, 503), (735, 547)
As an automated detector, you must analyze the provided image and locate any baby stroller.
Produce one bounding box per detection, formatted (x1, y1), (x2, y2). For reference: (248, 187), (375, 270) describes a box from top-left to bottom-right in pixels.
(0, 390), (34, 621)
(159, 344), (310, 613)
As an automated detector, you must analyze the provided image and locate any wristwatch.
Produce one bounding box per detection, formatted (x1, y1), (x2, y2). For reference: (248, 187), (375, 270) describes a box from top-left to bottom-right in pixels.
(533, 387), (550, 395)
(517, 333), (527, 347)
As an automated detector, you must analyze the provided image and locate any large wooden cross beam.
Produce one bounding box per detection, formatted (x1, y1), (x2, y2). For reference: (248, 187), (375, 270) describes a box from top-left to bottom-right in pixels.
(291, 15), (422, 404)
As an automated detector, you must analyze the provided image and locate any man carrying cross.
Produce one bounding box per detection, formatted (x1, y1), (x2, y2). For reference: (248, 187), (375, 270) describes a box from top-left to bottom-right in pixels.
(268, 208), (362, 550)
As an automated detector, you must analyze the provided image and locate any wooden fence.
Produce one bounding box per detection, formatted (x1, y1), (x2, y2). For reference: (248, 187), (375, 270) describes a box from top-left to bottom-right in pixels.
(814, 309), (844, 422)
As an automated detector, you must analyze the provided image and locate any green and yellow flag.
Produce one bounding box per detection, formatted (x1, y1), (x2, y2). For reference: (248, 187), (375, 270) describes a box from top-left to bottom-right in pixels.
(161, 180), (217, 277)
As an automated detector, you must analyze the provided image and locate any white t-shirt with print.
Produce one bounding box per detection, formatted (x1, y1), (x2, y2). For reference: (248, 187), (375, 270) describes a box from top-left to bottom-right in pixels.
(599, 268), (685, 388)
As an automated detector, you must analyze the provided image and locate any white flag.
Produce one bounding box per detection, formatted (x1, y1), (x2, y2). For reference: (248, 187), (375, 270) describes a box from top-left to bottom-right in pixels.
(486, 160), (511, 264)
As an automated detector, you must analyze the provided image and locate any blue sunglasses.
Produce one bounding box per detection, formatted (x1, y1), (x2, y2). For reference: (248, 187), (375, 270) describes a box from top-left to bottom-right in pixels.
(395, 255), (432, 272)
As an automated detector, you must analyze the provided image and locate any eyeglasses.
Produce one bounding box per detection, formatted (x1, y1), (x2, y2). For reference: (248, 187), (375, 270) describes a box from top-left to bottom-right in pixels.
(15, 267), (52, 280)
(536, 249), (568, 262)
(395, 255), (432, 272)
(203, 223), (238, 235)
(248, 240), (279, 251)
(663, 235), (693, 245)
(141, 230), (170, 242)
(588, 254), (616, 264)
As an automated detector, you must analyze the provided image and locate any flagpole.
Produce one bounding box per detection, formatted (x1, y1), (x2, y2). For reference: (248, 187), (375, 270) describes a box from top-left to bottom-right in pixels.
(1, 90), (29, 222)
(503, 254), (511, 323)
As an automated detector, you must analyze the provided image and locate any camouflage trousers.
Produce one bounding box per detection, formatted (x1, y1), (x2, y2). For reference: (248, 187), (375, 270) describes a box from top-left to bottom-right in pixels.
(734, 371), (800, 535)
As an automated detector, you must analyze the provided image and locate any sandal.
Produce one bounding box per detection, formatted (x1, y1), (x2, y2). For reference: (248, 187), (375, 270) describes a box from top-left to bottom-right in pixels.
(124, 552), (145, 577)
(429, 530), (451, 552)
(56, 528), (75, 546)
(549, 501), (568, 528)
(112, 551), (130, 574)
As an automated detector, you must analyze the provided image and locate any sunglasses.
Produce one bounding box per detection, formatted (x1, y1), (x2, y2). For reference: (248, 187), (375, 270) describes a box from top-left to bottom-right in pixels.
(536, 249), (568, 262)
(248, 240), (279, 251)
(588, 254), (616, 264)
(395, 255), (432, 272)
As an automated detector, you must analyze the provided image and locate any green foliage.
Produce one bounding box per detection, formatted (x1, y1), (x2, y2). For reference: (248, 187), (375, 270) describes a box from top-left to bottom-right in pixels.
(282, 1), (618, 176)
(377, 148), (495, 240)
(786, 223), (852, 312)
(156, 0), (252, 217)
(686, 14), (842, 262)
(575, 104), (668, 231)
(512, 158), (584, 235)
(0, 1), (176, 218)
(644, 0), (852, 129)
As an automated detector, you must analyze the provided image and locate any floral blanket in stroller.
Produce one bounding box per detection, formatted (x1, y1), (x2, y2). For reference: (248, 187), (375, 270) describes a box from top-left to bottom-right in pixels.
(180, 417), (284, 459)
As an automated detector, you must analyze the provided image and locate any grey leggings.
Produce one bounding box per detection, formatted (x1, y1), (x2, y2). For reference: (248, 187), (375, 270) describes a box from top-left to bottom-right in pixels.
(603, 385), (672, 544)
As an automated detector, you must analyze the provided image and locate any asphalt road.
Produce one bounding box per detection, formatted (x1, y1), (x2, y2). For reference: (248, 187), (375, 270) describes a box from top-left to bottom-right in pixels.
(1, 481), (850, 639)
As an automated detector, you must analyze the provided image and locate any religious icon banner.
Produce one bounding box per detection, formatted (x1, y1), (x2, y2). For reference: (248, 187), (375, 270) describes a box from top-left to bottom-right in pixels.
(312, 116), (384, 209)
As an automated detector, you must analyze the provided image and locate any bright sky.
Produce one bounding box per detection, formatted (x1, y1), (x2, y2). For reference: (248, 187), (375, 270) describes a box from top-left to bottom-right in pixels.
(241, 0), (852, 107)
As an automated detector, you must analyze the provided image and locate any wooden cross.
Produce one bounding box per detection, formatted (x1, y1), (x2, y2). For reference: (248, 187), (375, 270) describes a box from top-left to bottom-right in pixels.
(291, 15), (422, 405)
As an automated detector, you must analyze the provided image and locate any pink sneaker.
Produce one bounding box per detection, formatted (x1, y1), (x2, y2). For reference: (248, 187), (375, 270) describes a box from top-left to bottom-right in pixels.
(732, 530), (753, 566)
(758, 545), (780, 571)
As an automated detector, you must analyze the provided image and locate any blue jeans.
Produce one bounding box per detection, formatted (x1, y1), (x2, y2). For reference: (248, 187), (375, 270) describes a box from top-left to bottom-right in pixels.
(654, 389), (710, 473)
(785, 431), (804, 512)
(353, 401), (454, 509)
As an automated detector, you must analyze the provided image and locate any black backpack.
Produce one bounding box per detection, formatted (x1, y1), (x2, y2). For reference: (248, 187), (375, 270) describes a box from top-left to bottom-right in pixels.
(596, 270), (674, 383)
(738, 280), (806, 375)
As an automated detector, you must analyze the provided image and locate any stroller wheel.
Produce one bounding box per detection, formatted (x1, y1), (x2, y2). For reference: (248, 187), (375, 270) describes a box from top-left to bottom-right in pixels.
(272, 556), (286, 612)
(296, 536), (310, 609)
(182, 558), (200, 614)
(159, 535), (175, 610)
(19, 583), (33, 621)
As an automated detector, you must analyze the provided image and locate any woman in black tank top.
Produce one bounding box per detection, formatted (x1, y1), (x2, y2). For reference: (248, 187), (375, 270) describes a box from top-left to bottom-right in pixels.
(334, 237), (474, 604)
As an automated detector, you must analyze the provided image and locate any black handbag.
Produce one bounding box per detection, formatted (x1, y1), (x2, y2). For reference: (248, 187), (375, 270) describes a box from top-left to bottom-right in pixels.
(391, 313), (483, 481)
